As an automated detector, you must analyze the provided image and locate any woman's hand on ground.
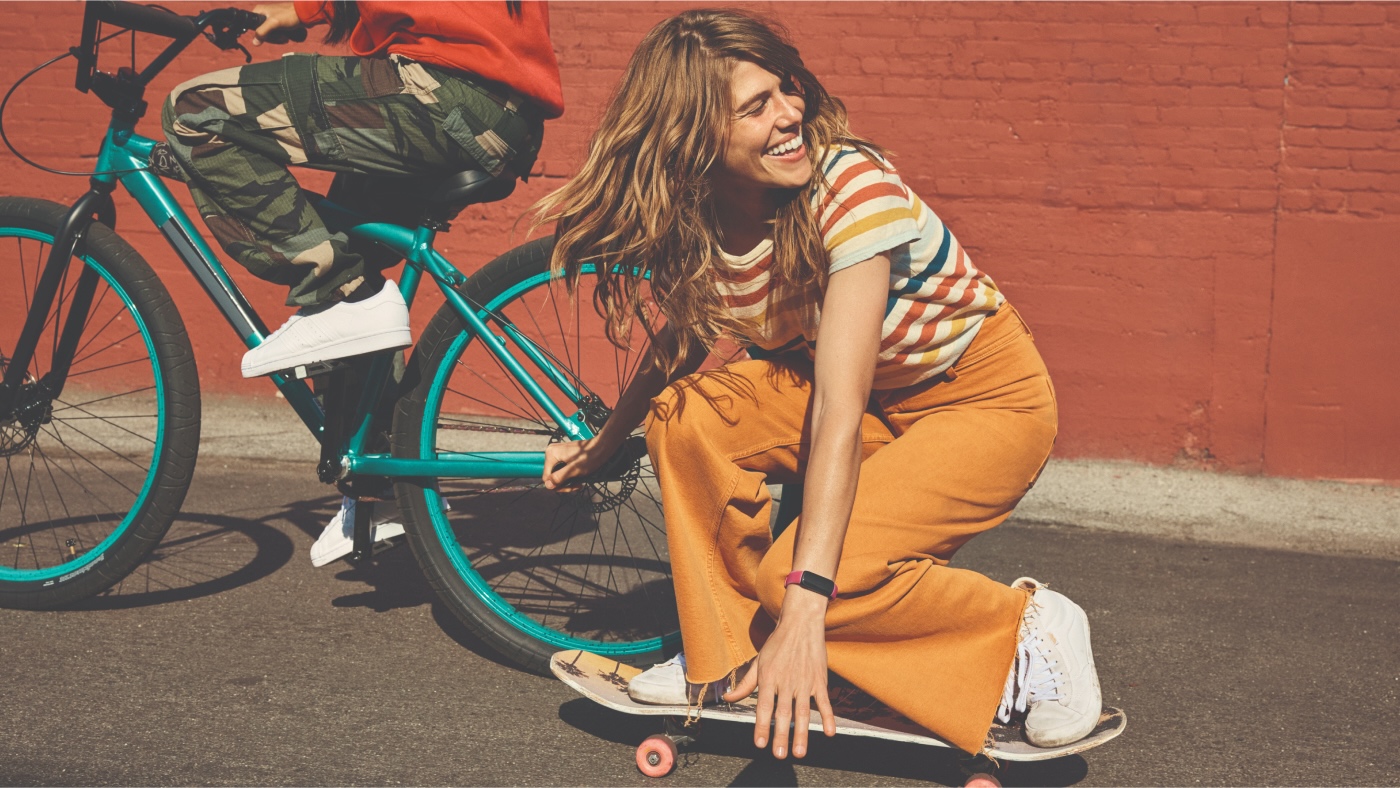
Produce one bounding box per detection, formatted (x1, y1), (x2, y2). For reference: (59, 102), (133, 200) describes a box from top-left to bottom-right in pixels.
(250, 3), (302, 46)
(542, 437), (610, 490)
(723, 589), (835, 759)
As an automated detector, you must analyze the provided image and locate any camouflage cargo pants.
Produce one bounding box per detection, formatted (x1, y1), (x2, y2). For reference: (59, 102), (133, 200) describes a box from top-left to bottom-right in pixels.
(161, 53), (543, 307)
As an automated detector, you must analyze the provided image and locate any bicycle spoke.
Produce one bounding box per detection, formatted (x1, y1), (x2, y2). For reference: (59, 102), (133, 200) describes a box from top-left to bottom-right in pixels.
(70, 325), (140, 369)
(65, 355), (150, 379)
(40, 420), (143, 496)
(50, 385), (158, 414)
(415, 257), (675, 661)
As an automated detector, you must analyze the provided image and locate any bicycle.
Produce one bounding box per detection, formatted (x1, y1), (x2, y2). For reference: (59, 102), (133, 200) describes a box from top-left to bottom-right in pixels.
(0, 0), (677, 674)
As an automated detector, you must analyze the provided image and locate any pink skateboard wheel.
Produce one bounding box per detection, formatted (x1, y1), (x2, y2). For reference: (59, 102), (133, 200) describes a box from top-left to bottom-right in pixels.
(963, 773), (1002, 788)
(636, 734), (677, 778)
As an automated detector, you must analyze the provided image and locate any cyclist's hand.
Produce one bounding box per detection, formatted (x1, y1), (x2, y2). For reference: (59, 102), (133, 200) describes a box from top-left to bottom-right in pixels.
(542, 438), (609, 490)
(251, 3), (302, 46)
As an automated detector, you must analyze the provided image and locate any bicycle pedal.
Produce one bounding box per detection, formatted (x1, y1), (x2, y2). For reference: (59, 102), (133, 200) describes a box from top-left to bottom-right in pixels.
(288, 359), (349, 380)
(373, 534), (405, 555)
(350, 534), (404, 564)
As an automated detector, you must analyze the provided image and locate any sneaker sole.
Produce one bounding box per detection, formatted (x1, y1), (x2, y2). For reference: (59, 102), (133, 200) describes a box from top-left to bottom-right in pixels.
(242, 328), (412, 378)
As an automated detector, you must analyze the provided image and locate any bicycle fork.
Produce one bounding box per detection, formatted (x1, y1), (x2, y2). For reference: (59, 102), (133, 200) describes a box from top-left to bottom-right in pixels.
(0, 181), (117, 423)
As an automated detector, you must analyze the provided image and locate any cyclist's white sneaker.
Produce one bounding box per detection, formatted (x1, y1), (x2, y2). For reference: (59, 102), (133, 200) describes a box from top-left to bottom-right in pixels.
(240, 279), (411, 378)
(309, 496), (406, 567)
(996, 577), (1103, 747)
(627, 653), (727, 706)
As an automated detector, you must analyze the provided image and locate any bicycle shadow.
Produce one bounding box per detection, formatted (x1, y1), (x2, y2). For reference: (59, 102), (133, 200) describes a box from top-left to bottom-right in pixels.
(271, 501), (524, 673)
(69, 512), (294, 610)
(330, 546), (534, 673)
(556, 697), (1090, 787)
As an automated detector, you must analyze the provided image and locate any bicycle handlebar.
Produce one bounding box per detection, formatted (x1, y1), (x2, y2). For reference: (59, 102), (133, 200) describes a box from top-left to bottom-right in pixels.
(90, 1), (197, 40)
(88, 1), (309, 45)
(73, 1), (308, 99)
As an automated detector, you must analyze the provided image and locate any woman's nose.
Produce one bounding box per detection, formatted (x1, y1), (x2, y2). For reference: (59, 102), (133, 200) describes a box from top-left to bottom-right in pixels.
(774, 94), (803, 126)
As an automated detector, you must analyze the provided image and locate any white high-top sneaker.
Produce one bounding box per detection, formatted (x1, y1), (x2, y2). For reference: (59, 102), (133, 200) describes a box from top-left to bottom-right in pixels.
(996, 577), (1103, 747)
(627, 653), (727, 706)
(240, 279), (411, 378)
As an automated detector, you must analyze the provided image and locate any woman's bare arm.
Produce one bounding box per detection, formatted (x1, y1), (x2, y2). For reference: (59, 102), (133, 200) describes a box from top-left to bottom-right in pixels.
(543, 322), (707, 489)
(725, 252), (890, 760)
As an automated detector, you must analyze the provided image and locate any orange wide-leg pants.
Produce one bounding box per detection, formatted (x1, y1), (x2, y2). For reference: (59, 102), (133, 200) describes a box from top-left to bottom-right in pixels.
(643, 304), (1058, 753)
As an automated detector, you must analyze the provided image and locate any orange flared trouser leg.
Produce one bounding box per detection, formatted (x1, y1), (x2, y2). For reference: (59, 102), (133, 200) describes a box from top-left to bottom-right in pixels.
(644, 305), (1058, 754)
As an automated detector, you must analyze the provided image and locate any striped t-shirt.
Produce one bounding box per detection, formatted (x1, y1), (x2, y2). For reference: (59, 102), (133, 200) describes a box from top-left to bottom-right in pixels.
(715, 146), (1004, 389)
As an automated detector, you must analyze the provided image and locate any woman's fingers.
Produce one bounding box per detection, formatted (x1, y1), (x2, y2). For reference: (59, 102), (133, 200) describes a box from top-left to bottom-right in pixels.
(791, 689), (812, 758)
(249, 3), (299, 45)
(752, 673), (774, 750)
(722, 661), (758, 703)
(770, 683), (792, 759)
(541, 442), (585, 489)
(541, 438), (617, 490)
(814, 684), (836, 738)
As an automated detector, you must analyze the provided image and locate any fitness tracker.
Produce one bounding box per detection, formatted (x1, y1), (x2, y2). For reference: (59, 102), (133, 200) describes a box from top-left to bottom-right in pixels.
(784, 570), (838, 599)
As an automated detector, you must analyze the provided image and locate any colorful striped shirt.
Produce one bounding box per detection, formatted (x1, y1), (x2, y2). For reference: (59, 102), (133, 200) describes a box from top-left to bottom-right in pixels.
(716, 146), (1004, 389)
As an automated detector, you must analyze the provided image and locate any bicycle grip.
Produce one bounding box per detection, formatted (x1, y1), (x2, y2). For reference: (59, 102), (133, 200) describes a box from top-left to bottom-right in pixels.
(91, 1), (198, 40)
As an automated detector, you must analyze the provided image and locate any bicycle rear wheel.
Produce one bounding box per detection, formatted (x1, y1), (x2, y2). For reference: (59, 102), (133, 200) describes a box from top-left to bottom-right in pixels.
(0, 197), (200, 608)
(393, 236), (676, 674)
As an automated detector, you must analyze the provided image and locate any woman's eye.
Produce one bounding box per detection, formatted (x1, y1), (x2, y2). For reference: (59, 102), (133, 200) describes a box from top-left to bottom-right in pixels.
(739, 99), (766, 118)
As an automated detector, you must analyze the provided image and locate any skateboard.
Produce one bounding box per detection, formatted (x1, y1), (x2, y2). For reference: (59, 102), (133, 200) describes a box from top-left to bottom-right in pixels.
(552, 649), (1126, 785)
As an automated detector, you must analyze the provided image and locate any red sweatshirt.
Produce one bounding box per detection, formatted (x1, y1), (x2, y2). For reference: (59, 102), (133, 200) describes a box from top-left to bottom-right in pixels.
(293, 1), (564, 118)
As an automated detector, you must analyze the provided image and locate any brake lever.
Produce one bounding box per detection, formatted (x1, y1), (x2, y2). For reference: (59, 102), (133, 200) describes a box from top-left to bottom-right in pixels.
(203, 21), (253, 62)
(201, 9), (307, 61)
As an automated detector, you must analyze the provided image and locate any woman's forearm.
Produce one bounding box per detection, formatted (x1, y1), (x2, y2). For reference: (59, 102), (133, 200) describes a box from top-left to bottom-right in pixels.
(592, 325), (707, 452)
(789, 400), (865, 579)
(783, 253), (889, 599)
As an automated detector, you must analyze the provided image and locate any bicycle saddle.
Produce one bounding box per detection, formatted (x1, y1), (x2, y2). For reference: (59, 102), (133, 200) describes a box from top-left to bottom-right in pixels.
(428, 169), (517, 208)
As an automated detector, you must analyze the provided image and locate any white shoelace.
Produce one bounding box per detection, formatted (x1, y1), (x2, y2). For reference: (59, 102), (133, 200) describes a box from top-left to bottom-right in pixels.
(996, 606), (1064, 723)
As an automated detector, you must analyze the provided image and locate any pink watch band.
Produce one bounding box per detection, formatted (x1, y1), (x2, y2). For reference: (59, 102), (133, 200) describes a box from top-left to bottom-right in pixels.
(785, 570), (839, 599)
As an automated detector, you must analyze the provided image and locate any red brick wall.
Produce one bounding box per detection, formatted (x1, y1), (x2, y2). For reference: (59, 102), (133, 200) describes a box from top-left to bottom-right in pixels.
(1, 2), (1396, 481)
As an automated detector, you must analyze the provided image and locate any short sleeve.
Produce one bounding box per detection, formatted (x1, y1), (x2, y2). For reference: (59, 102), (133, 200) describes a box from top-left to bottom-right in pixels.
(815, 147), (922, 274)
(294, 1), (333, 25)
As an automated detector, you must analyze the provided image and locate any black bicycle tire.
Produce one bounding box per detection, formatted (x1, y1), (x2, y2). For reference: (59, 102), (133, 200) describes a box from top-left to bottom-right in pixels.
(0, 196), (201, 609)
(392, 235), (674, 675)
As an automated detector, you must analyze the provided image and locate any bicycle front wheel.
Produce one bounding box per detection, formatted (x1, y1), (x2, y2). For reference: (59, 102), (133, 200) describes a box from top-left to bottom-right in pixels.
(0, 197), (200, 608)
(393, 236), (676, 674)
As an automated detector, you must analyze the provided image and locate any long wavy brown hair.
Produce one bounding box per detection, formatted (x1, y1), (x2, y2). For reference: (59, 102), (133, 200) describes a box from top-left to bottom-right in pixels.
(533, 9), (884, 376)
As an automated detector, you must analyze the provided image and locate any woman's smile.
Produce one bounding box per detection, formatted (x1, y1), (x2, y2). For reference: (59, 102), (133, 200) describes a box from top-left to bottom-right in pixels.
(716, 60), (813, 197)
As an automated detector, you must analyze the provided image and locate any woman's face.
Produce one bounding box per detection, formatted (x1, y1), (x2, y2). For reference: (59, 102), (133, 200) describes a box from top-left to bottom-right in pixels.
(714, 60), (811, 198)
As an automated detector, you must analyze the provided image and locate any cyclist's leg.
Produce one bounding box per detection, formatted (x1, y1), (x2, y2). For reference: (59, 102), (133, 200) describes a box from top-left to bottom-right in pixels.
(161, 59), (364, 307)
(160, 54), (542, 308)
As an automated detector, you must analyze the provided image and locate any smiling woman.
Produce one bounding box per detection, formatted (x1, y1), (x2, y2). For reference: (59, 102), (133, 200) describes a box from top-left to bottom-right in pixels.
(532, 8), (1108, 763)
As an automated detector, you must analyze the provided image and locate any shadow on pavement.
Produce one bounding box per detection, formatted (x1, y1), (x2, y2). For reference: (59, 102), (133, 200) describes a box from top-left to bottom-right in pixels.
(307, 527), (529, 674)
(71, 512), (295, 610)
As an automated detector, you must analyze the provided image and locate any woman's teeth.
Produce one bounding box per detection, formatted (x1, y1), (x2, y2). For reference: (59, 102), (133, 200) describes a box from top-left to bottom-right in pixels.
(766, 135), (803, 156)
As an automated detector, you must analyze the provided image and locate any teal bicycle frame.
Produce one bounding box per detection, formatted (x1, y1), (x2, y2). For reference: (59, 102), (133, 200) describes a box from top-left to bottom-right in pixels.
(94, 123), (595, 482)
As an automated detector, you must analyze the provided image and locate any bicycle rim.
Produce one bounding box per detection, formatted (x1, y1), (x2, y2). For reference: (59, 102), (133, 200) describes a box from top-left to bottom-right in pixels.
(0, 229), (165, 583)
(420, 261), (678, 659)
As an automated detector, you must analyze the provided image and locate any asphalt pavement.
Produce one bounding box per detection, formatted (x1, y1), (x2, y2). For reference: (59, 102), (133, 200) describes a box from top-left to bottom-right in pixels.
(2, 398), (1398, 786)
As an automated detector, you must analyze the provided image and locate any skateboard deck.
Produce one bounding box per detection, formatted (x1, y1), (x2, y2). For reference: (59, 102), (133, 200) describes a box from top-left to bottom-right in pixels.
(552, 649), (1126, 762)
